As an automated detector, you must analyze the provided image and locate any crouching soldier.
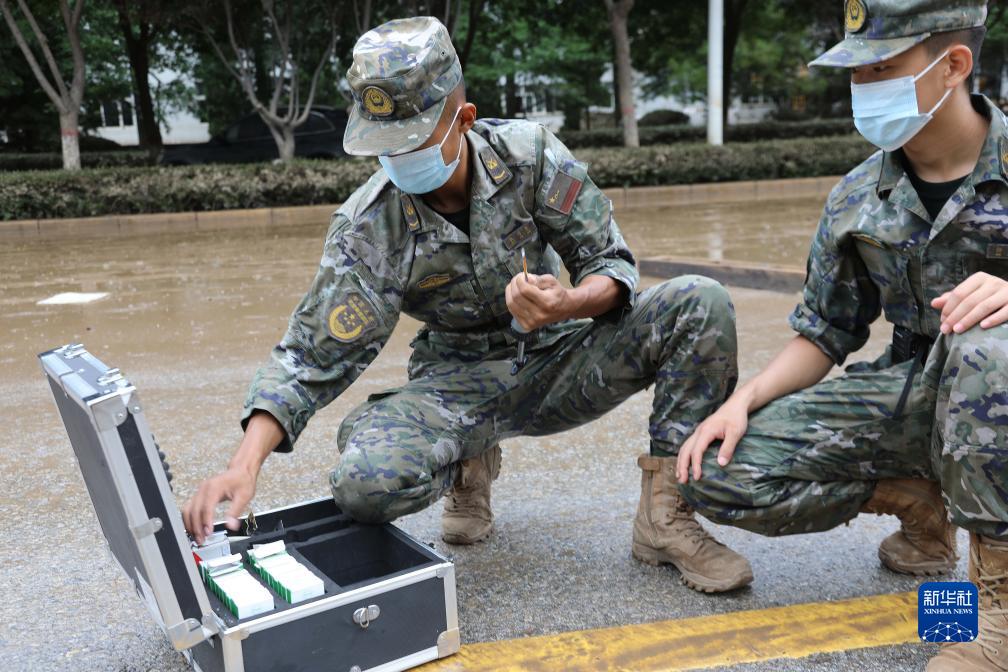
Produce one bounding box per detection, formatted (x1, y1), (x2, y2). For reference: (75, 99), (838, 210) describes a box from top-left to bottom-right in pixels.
(676, 1), (1008, 668)
(183, 16), (753, 593)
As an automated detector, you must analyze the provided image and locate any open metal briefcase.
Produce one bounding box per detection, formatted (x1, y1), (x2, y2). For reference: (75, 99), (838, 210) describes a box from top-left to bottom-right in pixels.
(39, 343), (460, 672)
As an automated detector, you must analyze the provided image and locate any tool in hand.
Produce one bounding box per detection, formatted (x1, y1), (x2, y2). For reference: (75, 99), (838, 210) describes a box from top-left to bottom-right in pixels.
(511, 248), (531, 375)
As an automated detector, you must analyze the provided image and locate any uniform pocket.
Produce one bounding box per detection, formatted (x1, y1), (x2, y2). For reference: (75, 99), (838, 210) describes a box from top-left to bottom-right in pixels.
(959, 248), (1008, 281)
(851, 233), (917, 326)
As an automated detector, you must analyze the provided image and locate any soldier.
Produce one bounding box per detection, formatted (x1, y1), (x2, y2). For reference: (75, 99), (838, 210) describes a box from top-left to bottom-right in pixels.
(182, 17), (753, 593)
(675, 1), (1007, 668)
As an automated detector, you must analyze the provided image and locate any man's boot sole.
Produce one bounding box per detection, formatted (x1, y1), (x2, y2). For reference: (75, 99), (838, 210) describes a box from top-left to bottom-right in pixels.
(878, 546), (956, 576)
(632, 542), (753, 593)
(441, 524), (493, 546)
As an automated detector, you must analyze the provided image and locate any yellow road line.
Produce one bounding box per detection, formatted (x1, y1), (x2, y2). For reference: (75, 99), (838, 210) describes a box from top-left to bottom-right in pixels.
(420, 591), (919, 671)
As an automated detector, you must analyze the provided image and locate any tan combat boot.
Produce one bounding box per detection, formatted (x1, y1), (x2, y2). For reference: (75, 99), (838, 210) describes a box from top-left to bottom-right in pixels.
(927, 533), (1008, 671)
(631, 454), (753, 593)
(441, 444), (502, 545)
(860, 479), (957, 575)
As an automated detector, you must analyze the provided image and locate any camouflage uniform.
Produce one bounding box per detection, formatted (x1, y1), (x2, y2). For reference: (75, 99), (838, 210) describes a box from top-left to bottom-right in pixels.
(681, 0), (1008, 543)
(241, 18), (738, 524)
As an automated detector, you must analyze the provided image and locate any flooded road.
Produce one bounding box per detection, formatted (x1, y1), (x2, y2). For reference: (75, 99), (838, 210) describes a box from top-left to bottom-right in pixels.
(1, 200), (933, 671)
(618, 197), (823, 267)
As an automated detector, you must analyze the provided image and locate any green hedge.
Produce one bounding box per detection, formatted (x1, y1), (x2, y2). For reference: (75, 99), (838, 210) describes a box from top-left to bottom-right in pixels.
(0, 159), (376, 220)
(558, 118), (855, 149)
(582, 135), (872, 187)
(0, 150), (153, 171)
(0, 135), (873, 221)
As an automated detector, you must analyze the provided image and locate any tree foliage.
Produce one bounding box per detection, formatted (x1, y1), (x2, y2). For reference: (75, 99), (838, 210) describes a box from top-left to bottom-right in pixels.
(12, 0), (1008, 161)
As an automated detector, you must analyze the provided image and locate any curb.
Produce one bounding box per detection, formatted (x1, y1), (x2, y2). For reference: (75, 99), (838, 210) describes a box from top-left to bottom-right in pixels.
(639, 256), (805, 293)
(0, 176), (841, 238)
(0, 204), (337, 238)
(610, 175), (840, 210)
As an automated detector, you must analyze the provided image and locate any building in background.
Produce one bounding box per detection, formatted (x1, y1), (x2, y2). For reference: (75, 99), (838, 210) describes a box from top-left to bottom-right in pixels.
(90, 67), (209, 145)
(503, 64), (776, 131)
(87, 62), (781, 147)
(591, 65), (774, 127)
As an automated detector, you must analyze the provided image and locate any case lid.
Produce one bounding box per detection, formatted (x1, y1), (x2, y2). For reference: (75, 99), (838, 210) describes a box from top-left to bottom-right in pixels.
(38, 344), (218, 650)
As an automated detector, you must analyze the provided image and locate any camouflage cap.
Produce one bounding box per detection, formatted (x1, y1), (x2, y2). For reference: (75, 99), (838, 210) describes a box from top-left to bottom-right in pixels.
(343, 17), (462, 156)
(810, 0), (987, 68)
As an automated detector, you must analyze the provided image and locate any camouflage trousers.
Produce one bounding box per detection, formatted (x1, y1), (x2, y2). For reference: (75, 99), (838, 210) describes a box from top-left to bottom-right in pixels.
(329, 276), (738, 524)
(679, 323), (1008, 541)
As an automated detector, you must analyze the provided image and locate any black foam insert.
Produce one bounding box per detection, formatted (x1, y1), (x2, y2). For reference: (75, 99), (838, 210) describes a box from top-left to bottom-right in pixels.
(203, 509), (440, 627)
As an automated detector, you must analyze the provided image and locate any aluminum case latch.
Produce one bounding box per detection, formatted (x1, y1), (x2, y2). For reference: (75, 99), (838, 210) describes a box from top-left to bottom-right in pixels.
(352, 604), (380, 628)
(131, 517), (163, 540)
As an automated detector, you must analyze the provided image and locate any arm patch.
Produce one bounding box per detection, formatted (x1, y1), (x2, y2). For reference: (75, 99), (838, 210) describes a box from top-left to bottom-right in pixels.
(327, 292), (380, 342)
(544, 170), (583, 215)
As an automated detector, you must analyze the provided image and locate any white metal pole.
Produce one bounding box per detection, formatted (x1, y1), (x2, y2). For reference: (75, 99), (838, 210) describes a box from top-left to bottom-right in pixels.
(708, 0), (724, 145)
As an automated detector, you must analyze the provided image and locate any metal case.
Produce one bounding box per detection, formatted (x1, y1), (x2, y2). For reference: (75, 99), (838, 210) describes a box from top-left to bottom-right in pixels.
(39, 344), (460, 672)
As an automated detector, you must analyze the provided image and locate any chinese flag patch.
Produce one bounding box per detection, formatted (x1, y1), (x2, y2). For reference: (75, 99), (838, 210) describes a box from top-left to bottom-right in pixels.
(544, 171), (582, 215)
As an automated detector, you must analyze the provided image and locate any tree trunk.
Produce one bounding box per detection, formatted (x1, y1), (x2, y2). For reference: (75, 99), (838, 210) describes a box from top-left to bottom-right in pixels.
(279, 133), (295, 162)
(606, 0), (638, 147)
(505, 71), (519, 117)
(458, 0), (485, 69)
(207, 0), (337, 163)
(611, 38), (621, 128)
(115, 3), (163, 153)
(1, 0), (86, 171)
(723, 0), (747, 128)
(125, 34), (163, 151)
(60, 110), (80, 170)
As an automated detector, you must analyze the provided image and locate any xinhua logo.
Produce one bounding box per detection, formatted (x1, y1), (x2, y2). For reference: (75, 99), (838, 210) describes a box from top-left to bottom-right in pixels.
(918, 582), (979, 643)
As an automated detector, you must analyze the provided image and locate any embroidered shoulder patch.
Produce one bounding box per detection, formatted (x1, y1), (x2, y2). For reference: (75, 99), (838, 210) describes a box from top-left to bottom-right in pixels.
(401, 193), (420, 232)
(544, 170), (583, 215)
(479, 147), (512, 186)
(327, 292), (379, 342)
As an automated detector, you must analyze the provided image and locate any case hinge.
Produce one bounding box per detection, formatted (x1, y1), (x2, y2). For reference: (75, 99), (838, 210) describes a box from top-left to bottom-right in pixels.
(59, 343), (87, 358)
(167, 618), (213, 650)
(96, 368), (124, 387)
(92, 402), (130, 430)
(131, 517), (163, 540)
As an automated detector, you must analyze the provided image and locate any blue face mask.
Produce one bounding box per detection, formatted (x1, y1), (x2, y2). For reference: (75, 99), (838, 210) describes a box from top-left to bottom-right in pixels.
(378, 106), (463, 194)
(850, 50), (952, 152)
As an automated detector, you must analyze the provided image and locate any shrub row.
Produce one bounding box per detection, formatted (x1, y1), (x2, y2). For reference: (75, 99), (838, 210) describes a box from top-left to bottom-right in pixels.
(0, 135), (874, 221)
(0, 159), (376, 220)
(0, 150), (153, 171)
(582, 135), (872, 187)
(0, 119), (854, 171)
(558, 118), (855, 149)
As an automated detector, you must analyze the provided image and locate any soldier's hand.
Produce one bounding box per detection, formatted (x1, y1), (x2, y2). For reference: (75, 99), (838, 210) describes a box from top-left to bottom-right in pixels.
(932, 271), (1008, 334)
(505, 272), (571, 331)
(182, 466), (257, 544)
(676, 399), (749, 483)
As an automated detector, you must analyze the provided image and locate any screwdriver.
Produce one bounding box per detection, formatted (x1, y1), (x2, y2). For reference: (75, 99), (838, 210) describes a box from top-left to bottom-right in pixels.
(511, 248), (530, 375)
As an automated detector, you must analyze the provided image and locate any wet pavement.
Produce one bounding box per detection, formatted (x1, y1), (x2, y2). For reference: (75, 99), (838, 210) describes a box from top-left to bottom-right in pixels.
(618, 197), (823, 267)
(0, 208), (955, 671)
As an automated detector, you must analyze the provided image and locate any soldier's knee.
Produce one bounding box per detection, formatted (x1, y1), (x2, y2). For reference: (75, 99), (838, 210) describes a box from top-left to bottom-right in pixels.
(650, 275), (732, 316)
(329, 450), (399, 524)
(945, 322), (1008, 367)
(665, 274), (728, 299)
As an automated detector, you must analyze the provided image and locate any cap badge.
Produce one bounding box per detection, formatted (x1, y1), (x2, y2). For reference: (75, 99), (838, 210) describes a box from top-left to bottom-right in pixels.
(362, 86), (394, 117)
(845, 0), (867, 34)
